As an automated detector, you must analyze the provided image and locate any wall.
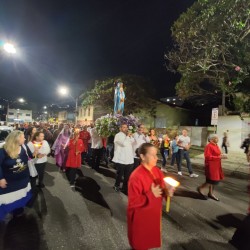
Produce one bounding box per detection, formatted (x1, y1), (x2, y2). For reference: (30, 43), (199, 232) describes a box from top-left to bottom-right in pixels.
(217, 115), (250, 152)
(77, 106), (94, 125)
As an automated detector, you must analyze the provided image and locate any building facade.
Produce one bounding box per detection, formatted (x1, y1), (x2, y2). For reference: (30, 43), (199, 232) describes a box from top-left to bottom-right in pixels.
(7, 109), (32, 123)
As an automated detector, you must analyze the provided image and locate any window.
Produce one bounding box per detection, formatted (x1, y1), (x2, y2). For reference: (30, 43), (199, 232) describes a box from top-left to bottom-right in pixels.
(26, 114), (31, 116)
(9, 112), (14, 115)
(88, 107), (90, 116)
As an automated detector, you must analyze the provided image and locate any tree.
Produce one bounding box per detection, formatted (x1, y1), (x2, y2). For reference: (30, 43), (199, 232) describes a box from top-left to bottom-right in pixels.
(80, 75), (157, 115)
(166, 0), (250, 113)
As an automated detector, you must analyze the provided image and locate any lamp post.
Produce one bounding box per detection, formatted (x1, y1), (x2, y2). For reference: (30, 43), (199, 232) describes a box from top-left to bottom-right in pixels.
(58, 86), (78, 125)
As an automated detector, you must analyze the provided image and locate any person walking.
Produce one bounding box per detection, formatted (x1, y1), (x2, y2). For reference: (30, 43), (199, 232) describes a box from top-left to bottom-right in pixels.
(52, 125), (71, 171)
(160, 132), (171, 173)
(133, 124), (150, 170)
(197, 134), (227, 201)
(65, 132), (84, 187)
(79, 126), (91, 165)
(177, 129), (199, 177)
(113, 124), (135, 193)
(170, 135), (180, 168)
(127, 143), (175, 250)
(221, 132), (229, 154)
(90, 125), (103, 171)
(241, 134), (250, 164)
(24, 126), (37, 143)
(0, 131), (35, 220)
(149, 128), (159, 147)
(27, 131), (50, 188)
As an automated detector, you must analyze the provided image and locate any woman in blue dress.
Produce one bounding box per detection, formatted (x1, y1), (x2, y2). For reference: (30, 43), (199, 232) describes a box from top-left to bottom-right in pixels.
(0, 130), (34, 220)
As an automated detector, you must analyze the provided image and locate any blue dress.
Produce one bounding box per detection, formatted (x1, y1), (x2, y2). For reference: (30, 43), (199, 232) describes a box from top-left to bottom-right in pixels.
(0, 146), (32, 220)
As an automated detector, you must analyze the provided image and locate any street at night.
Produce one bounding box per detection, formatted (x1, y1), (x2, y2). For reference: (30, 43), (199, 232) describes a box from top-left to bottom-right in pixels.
(0, 158), (246, 250)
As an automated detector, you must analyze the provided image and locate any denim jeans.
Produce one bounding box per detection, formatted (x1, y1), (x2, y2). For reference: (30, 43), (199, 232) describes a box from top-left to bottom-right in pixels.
(177, 149), (193, 174)
(170, 152), (179, 166)
(160, 148), (169, 167)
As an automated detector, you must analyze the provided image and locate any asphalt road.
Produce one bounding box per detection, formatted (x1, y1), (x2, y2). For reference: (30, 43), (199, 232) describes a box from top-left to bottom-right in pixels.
(0, 159), (248, 250)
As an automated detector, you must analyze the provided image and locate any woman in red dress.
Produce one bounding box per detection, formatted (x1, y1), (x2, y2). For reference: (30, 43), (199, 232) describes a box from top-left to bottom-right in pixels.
(197, 134), (227, 201)
(65, 132), (84, 187)
(127, 143), (174, 250)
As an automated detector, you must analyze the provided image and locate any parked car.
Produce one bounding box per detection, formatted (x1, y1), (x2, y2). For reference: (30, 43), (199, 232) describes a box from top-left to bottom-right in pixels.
(0, 127), (12, 148)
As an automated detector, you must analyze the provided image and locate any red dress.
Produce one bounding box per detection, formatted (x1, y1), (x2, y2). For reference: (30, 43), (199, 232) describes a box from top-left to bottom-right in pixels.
(127, 165), (166, 250)
(204, 142), (224, 181)
(79, 131), (90, 152)
(66, 139), (84, 168)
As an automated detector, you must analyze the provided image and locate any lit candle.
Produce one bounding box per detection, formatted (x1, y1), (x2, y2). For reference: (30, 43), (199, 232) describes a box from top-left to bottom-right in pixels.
(164, 177), (180, 213)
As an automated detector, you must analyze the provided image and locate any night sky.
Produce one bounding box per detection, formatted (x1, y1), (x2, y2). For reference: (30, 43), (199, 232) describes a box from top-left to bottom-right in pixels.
(0, 0), (195, 106)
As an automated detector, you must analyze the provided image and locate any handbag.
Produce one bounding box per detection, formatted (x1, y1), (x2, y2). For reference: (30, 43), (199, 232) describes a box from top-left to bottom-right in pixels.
(22, 145), (38, 177)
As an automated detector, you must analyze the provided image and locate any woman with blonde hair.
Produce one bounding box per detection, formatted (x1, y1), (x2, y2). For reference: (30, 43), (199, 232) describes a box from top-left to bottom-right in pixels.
(0, 131), (35, 220)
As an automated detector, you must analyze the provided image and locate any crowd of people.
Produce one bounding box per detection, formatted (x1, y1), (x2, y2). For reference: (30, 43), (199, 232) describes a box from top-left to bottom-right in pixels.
(0, 121), (249, 249)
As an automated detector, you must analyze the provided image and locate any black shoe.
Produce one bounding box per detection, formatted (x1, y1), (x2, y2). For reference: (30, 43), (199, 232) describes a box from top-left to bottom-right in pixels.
(208, 193), (219, 201)
(38, 183), (45, 188)
(113, 186), (120, 192)
(197, 187), (208, 200)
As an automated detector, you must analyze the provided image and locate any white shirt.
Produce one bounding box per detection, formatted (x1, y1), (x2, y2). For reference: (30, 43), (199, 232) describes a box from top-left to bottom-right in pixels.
(133, 132), (150, 156)
(90, 128), (103, 149)
(87, 127), (92, 144)
(178, 135), (191, 149)
(27, 140), (51, 163)
(112, 132), (135, 165)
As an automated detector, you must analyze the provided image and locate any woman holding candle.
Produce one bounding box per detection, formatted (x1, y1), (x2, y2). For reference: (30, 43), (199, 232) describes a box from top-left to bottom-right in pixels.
(127, 143), (174, 250)
(65, 132), (84, 187)
(25, 126), (37, 143)
(52, 125), (71, 171)
(148, 129), (159, 147)
(197, 134), (227, 201)
(27, 132), (50, 188)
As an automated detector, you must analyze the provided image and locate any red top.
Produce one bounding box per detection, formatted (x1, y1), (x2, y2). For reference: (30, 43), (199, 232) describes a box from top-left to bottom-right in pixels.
(127, 165), (166, 250)
(204, 142), (224, 181)
(65, 139), (84, 168)
(79, 130), (91, 152)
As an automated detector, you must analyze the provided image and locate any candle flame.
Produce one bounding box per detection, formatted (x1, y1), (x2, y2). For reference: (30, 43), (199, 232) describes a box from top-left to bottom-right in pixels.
(164, 177), (180, 187)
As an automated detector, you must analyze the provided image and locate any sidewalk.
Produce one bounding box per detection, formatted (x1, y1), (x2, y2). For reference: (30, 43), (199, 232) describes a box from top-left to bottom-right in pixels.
(191, 150), (249, 179)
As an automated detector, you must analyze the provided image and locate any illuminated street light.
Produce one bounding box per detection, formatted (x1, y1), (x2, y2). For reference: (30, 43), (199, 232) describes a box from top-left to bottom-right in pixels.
(3, 43), (17, 54)
(58, 86), (69, 96)
(18, 98), (25, 103)
(44, 106), (47, 109)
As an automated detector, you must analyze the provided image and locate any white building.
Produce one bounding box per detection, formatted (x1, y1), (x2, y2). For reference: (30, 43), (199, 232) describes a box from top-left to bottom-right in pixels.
(77, 106), (94, 125)
(8, 108), (32, 123)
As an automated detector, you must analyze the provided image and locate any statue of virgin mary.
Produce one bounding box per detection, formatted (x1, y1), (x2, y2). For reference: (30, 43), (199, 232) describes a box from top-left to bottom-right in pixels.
(114, 81), (125, 115)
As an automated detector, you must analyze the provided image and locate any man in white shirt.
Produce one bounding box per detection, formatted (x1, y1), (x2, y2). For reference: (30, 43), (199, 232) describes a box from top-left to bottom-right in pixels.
(113, 124), (135, 193)
(133, 124), (150, 169)
(90, 125), (103, 171)
(177, 129), (198, 178)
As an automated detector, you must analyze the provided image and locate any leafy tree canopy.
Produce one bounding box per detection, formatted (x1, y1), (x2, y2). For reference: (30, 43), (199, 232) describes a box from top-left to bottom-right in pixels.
(166, 0), (250, 112)
(80, 75), (156, 115)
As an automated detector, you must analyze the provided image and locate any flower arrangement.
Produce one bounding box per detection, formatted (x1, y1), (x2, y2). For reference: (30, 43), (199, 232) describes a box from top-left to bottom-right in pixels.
(95, 114), (140, 137)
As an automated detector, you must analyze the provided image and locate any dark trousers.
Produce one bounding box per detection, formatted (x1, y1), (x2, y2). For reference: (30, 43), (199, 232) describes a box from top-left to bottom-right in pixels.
(81, 151), (87, 164)
(86, 143), (92, 163)
(67, 168), (78, 185)
(160, 148), (169, 167)
(35, 162), (46, 185)
(133, 158), (141, 170)
(171, 152), (180, 166)
(177, 149), (193, 174)
(91, 148), (102, 170)
(114, 163), (133, 192)
(222, 143), (228, 154)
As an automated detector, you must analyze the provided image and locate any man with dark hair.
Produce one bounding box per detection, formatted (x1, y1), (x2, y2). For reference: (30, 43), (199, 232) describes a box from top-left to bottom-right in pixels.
(241, 134), (250, 164)
(113, 124), (135, 193)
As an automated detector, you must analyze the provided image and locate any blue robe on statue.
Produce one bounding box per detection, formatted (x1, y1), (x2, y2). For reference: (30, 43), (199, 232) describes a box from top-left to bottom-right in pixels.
(114, 82), (125, 115)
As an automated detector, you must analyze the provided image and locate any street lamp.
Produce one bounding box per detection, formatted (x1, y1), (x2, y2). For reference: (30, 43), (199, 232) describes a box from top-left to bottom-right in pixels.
(58, 86), (78, 125)
(3, 43), (17, 54)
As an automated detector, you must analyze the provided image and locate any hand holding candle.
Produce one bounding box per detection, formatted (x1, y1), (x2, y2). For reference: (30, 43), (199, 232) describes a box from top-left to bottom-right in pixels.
(164, 177), (180, 213)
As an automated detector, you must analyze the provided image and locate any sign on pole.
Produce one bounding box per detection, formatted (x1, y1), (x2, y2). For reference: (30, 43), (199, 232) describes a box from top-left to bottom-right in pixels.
(211, 108), (219, 125)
